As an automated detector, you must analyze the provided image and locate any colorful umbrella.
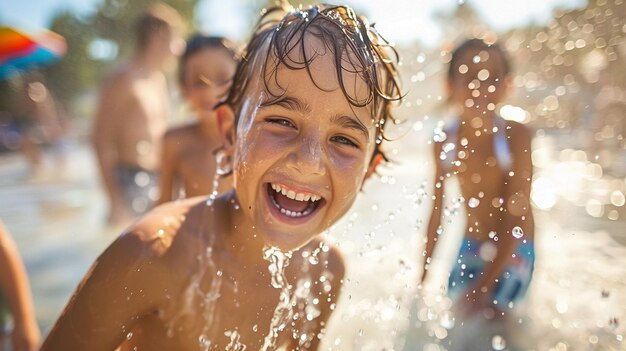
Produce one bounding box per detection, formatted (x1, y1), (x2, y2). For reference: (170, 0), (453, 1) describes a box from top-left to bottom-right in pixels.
(0, 26), (67, 80)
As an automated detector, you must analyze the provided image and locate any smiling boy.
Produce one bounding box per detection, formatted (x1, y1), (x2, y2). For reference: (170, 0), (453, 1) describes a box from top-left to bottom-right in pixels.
(42, 3), (402, 350)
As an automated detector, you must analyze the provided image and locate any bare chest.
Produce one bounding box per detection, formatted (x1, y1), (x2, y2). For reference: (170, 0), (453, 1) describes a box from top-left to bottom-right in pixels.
(123, 261), (318, 350)
(127, 78), (169, 128)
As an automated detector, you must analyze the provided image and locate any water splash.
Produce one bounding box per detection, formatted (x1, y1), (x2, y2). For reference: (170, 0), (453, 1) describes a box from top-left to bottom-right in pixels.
(165, 245), (223, 345)
(164, 199), (222, 347)
(261, 246), (294, 350)
(198, 334), (211, 351)
(225, 330), (247, 350)
(206, 150), (229, 206)
(439, 310), (455, 329)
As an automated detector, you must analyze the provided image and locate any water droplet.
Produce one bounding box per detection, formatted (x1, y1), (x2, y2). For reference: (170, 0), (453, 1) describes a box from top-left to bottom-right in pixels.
(468, 197), (480, 208)
(477, 69), (490, 81)
(512, 226), (524, 239)
(433, 128), (447, 142)
(491, 335), (506, 350)
(440, 310), (455, 329)
(126, 332), (133, 340)
(479, 242), (498, 261)
(253, 324), (258, 332)
(308, 255), (319, 265)
(436, 226), (444, 235)
(442, 142), (455, 153)
(472, 55), (481, 64)
(610, 190), (625, 206)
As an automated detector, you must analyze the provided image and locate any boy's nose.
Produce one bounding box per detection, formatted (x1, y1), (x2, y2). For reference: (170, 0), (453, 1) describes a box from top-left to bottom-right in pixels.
(287, 136), (327, 176)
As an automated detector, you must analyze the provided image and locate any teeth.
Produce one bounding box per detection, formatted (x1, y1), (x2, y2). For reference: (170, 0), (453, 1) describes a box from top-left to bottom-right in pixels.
(279, 207), (309, 218)
(270, 183), (321, 203)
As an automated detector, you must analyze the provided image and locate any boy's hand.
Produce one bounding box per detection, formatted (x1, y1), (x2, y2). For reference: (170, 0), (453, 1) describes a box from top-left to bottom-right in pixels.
(12, 320), (41, 351)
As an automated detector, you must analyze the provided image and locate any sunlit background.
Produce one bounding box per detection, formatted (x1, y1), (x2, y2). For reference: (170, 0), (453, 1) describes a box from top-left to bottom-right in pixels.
(0, 0), (624, 350)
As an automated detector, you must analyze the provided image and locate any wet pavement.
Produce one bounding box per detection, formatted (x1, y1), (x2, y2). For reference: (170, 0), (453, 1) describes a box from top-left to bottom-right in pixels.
(0, 129), (624, 350)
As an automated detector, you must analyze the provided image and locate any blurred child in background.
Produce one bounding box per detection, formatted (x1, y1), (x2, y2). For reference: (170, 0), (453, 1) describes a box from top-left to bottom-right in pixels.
(157, 35), (238, 204)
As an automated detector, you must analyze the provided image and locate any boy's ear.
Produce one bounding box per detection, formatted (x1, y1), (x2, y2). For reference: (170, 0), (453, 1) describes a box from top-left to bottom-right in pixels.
(216, 104), (235, 148)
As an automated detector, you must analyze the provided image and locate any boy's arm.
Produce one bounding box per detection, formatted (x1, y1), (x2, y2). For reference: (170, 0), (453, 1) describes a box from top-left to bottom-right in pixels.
(156, 131), (179, 205)
(91, 75), (127, 222)
(470, 122), (534, 306)
(422, 142), (445, 283)
(40, 230), (163, 351)
(0, 221), (40, 351)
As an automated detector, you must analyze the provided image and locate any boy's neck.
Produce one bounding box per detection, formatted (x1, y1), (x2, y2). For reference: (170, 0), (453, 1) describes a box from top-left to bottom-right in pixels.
(220, 191), (271, 266)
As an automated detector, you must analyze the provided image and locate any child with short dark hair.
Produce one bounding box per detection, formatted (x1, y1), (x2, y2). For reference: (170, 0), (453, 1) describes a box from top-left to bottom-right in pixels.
(422, 38), (535, 320)
(157, 35), (238, 203)
(42, 3), (402, 350)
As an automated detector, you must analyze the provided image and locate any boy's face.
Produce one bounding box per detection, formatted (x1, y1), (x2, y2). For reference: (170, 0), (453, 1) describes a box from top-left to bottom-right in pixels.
(449, 48), (510, 117)
(182, 48), (236, 120)
(231, 36), (377, 251)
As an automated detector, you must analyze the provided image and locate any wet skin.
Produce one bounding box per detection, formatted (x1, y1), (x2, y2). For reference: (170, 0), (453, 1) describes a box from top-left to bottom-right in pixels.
(230, 37), (377, 251)
(424, 47), (535, 314)
(41, 35), (386, 350)
(92, 26), (178, 223)
(158, 47), (237, 203)
(41, 196), (344, 350)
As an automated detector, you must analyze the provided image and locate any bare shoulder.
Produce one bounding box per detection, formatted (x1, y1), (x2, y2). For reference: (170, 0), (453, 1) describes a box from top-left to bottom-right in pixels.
(121, 197), (208, 257)
(163, 122), (200, 143)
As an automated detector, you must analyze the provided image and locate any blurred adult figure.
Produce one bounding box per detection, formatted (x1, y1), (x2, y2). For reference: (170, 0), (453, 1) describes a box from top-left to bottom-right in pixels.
(91, 3), (183, 225)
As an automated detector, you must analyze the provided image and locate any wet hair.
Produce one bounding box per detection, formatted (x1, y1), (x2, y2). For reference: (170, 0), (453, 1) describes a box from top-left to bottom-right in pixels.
(134, 2), (183, 51)
(447, 38), (511, 82)
(223, 2), (403, 166)
(178, 35), (238, 85)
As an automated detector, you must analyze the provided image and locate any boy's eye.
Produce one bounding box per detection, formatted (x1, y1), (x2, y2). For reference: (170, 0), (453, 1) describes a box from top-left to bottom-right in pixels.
(266, 117), (295, 128)
(330, 135), (358, 148)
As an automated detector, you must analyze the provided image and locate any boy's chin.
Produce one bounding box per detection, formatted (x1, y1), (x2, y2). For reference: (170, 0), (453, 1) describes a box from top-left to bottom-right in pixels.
(261, 231), (316, 252)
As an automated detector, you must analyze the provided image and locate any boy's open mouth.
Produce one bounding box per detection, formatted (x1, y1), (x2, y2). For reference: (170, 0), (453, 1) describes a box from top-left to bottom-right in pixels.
(266, 183), (324, 219)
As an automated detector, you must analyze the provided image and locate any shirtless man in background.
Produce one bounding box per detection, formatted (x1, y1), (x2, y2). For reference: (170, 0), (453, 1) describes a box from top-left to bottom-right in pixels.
(91, 3), (184, 225)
